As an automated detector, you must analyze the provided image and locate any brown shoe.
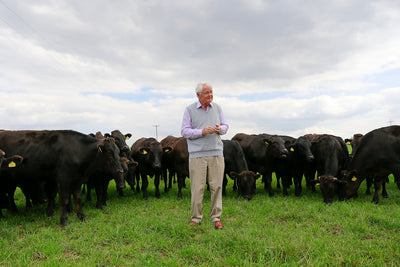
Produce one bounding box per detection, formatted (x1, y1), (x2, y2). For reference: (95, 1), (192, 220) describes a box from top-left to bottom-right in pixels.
(214, 221), (223, 229)
(189, 221), (197, 227)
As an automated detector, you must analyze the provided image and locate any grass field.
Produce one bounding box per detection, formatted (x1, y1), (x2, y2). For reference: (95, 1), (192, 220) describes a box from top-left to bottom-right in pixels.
(1, 174), (400, 266)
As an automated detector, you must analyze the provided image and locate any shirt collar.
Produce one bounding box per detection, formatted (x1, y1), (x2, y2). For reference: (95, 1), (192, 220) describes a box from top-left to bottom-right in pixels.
(196, 100), (213, 109)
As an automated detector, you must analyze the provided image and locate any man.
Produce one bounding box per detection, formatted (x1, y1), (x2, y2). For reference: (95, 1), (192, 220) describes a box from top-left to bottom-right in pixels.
(181, 82), (229, 230)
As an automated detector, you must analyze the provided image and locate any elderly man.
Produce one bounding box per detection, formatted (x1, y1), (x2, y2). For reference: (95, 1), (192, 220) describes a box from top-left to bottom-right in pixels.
(181, 82), (229, 229)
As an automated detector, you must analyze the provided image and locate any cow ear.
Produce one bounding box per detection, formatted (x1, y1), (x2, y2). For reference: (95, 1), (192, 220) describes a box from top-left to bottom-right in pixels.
(290, 146), (294, 152)
(255, 173), (261, 179)
(229, 171), (238, 180)
(139, 148), (148, 155)
(263, 139), (269, 146)
(129, 160), (138, 167)
(125, 134), (132, 140)
(104, 133), (111, 138)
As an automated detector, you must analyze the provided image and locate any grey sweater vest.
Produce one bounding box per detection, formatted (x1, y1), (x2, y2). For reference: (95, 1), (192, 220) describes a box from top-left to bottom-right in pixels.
(186, 102), (224, 158)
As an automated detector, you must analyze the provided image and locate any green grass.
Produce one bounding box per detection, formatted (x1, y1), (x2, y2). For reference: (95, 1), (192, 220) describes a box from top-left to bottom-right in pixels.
(1, 174), (400, 266)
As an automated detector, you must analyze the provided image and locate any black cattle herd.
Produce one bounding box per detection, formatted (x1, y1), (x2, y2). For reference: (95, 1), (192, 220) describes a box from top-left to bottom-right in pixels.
(0, 126), (399, 226)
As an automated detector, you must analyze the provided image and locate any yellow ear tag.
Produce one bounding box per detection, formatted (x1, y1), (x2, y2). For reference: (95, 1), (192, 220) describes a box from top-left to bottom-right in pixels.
(126, 136), (130, 140)
(8, 161), (16, 168)
(346, 141), (351, 145)
(290, 147), (294, 152)
(316, 183), (320, 186)
(141, 149), (148, 155)
(98, 147), (102, 153)
(351, 176), (357, 181)
(165, 148), (170, 152)
(264, 141), (269, 145)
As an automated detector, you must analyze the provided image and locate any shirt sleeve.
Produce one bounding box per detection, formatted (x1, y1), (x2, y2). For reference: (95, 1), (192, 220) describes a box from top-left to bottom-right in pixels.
(181, 108), (203, 139)
(219, 108), (229, 135)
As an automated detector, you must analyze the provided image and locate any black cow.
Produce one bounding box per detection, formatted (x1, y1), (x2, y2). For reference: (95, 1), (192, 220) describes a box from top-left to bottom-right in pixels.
(0, 130), (123, 226)
(340, 126), (400, 204)
(275, 135), (314, 197)
(0, 149), (24, 217)
(84, 132), (137, 209)
(160, 135), (180, 192)
(345, 133), (387, 197)
(163, 137), (189, 199)
(131, 137), (171, 200)
(222, 140), (260, 200)
(305, 134), (351, 203)
(232, 133), (288, 197)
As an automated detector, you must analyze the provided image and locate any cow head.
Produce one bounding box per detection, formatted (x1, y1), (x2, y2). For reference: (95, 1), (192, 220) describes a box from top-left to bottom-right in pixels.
(0, 150), (24, 170)
(339, 170), (359, 199)
(105, 130), (132, 155)
(263, 136), (288, 159)
(230, 171), (261, 200)
(292, 136), (314, 163)
(97, 137), (125, 189)
(137, 139), (169, 170)
(312, 175), (347, 204)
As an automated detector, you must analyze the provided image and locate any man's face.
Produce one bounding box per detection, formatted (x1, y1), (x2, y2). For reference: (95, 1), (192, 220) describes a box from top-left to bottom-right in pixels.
(198, 84), (213, 107)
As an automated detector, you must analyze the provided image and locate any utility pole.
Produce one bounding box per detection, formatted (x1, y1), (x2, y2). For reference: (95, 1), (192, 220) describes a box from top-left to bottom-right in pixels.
(153, 124), (160, 140)
(388, 120), (393, 126)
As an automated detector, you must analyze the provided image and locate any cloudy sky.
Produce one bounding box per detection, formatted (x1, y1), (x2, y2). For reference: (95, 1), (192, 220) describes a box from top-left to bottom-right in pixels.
(1, 0), (399, 146)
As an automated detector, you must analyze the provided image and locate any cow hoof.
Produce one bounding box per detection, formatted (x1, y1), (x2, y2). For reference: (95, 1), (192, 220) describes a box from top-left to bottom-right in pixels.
(79, 215), (87, 222)
(60, 218), (69, 227)
(156, 195), (161, 199)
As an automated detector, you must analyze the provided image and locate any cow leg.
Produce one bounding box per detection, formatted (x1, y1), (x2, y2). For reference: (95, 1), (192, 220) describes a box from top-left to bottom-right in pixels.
(6, 184), (18, 214)
(168, 171), (175, 190)
(382, 180), (388, 198)
(85, 184), (92, 201)
(45, 181), (57, 217)
(135, 172), (141, 193)
(282, 176), (290, 196)
(264, 172), (274, 197)
(58, 190), (70, 226)
(276, 175), (281, 189)
(294, 174), (303, 197)
(72, 186), (86, 222)
(177, 173), (183, 199)
(141, 175), (149, 200)
(154, 174), (161, 199)
(102, 182), (109, 206)
(372, 179), (383, 204)
(94, 182), (103, 210)
(366, 177), (372, 195)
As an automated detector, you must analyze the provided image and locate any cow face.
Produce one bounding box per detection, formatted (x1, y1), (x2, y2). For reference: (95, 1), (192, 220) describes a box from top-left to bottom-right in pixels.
(108, 130), (132, 154)
(263, 136), (288, 159)
(137, 142), (168, 170)
(230, 171), (261, 200)
(313, 175), (347, 204)
(339, 170), (359, 199)
(293, 136), (314, 163)
(97, 137), (124, 185)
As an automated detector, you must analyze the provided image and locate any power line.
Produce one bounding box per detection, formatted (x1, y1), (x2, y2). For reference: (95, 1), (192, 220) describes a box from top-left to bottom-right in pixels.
(0, 0), (58, 50)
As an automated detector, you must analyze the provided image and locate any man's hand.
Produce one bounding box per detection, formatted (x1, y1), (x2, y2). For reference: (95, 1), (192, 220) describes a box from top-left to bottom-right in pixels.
(202, 125), (221, 136)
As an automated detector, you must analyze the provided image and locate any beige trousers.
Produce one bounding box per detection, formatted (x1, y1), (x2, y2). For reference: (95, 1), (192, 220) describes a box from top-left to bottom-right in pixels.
(189, 156), (224, 223)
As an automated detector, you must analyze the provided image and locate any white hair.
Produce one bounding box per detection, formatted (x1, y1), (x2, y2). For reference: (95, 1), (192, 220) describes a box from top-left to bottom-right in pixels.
(195, 82), (212, 94)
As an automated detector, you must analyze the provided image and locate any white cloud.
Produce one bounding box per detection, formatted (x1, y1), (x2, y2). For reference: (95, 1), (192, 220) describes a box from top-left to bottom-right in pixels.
(0, 0), (399, 145)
